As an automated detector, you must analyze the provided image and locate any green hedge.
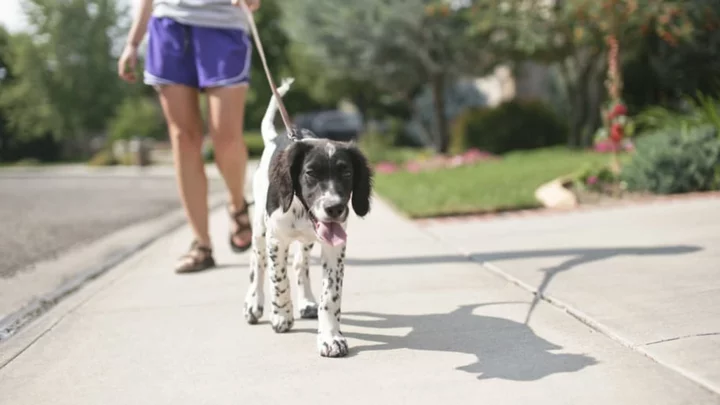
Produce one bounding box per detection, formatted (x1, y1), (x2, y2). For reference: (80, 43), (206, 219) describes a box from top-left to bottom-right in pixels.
(451, 100), (567, 155)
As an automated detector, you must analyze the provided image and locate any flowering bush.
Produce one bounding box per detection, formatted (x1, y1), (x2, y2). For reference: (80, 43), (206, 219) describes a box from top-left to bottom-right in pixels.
(374, 148), (498, 174)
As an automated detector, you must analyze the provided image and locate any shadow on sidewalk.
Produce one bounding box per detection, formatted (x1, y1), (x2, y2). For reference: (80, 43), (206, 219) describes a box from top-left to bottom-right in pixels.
(342, 245), (701, 323)
(337, 302), (598, 381)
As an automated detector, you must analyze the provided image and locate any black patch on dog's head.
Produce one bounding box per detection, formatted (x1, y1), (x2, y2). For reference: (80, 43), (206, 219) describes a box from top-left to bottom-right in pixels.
(266, 139), (374, 218)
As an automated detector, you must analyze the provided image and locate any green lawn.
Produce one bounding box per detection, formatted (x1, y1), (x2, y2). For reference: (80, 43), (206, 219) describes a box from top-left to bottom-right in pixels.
(244, 130), (265, 157)
(374, 147), (622, 218)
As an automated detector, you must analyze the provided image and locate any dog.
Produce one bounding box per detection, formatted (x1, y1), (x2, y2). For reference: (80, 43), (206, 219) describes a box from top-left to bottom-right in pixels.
(244, 78), (373, 358)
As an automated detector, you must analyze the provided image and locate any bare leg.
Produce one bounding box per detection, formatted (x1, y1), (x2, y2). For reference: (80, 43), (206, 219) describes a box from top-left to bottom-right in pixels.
(157, 85), (210, 246)
(206, 84), (251, 250)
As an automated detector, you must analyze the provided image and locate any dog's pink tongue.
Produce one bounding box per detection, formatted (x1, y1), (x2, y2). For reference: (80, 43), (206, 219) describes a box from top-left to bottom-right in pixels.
(316, 222), (347, 246)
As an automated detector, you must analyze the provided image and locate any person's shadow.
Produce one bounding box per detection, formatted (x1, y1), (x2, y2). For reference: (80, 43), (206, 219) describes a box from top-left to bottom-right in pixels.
(338, 302), (598, 381)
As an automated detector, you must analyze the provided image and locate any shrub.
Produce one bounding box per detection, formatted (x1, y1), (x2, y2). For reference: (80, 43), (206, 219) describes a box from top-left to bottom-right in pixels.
(109, 97), (166, 142)
(87, 150), (118, 166)
(621, 126), (720, 194)
(634, 93), (720, 134)
(452, 100), (567, 155)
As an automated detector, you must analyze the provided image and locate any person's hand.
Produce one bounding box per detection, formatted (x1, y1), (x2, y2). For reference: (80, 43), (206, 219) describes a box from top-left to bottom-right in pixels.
(118, 44), (139, 83)
(232, 0), (260, 12)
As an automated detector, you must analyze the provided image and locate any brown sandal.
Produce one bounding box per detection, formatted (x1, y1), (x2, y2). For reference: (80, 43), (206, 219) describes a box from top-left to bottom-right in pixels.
(229, 201), (253, 253)
(175, 240), (216, 273)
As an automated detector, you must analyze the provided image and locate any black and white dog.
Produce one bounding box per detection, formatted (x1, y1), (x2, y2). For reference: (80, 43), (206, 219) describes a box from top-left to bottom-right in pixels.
(244, 78), (373, 358)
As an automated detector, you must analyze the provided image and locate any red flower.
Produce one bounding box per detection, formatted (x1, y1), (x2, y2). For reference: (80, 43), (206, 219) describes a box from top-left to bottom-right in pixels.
(610, 123), (624, 143)
(611, 103), (627, 117)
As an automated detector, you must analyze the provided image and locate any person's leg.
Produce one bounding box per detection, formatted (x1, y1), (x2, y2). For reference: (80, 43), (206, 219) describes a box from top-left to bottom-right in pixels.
(206, 84), (251, 249)
(144, 17), (214, 271)
(157, 85), (210, 248)
(193, 24), (254, 251)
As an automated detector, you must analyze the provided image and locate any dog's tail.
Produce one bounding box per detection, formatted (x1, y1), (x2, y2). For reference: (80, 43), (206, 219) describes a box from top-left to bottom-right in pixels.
(261, 77), (295, 144)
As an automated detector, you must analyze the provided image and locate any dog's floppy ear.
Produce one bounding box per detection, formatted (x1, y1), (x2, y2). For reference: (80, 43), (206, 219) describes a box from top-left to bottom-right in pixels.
(348, 146), (373, 217)
(267, 141), (309, 214)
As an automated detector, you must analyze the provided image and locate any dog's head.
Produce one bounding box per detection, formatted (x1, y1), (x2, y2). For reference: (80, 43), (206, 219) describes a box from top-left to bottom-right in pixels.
(267, 138), (373, 246)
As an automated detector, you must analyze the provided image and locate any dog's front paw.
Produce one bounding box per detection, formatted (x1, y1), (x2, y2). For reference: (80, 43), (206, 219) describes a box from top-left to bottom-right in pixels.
(244, 302), (263, 325)
(299, 301), (318, 319)
(317, 333), (349, 358)
(271, 312), (294, 333)
(244, 291), (264, 325)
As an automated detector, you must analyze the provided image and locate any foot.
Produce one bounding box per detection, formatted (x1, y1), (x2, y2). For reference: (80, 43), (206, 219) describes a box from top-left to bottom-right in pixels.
(229, 201), (252, 253)
(175, 241), (215, 273)
(244, 289), (264, 324)
(317, 332), (349, 358)
(299, 301), (318, 319)
(271, 312), (294, 333)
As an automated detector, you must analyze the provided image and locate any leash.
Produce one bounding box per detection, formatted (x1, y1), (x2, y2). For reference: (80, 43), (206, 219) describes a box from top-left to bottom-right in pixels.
(239, 2), (299, 141)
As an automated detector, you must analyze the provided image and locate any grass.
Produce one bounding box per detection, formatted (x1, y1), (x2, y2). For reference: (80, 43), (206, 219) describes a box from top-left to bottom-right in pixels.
(244, 130), (264, 157)
(374, 147), (627, 218)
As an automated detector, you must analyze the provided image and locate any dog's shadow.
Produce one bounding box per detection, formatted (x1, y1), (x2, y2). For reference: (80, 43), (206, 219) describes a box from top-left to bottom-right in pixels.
(298, 302), (597, 381)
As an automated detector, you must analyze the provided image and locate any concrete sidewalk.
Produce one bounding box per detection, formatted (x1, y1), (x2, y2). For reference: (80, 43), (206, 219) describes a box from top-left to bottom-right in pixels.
(1, 198), (719, 404)
(423, 196), (720, 395)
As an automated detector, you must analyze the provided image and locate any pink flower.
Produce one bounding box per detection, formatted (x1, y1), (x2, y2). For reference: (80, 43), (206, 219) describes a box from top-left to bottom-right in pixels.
(594, 141), (613, 153)
(449, 155), (465, 167)
(375, 162), (398, 174)
(587, 175), (598, 185)
(405, 161), (422, 173)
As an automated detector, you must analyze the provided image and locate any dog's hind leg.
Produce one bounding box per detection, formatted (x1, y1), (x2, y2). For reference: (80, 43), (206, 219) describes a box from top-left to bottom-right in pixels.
(293, 243), (318, 319)
(244, 216), (267, 325)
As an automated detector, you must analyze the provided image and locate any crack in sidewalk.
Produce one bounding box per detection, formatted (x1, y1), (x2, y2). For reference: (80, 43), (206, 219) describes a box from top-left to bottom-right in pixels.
(644, 332), (720, 347)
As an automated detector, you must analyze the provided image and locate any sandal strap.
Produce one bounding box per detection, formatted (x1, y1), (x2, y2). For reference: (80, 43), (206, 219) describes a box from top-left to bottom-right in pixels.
(229, 202), (252, 233)
(180, 240), (212, 260)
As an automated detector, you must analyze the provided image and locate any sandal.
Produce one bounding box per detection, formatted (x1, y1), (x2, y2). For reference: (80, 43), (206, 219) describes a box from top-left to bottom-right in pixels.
(229, 201), (253, 253)
(175, 240), (216, 273)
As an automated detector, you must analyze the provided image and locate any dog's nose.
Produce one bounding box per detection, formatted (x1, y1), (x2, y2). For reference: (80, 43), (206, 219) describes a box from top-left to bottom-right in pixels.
(324, 202), (346, 219)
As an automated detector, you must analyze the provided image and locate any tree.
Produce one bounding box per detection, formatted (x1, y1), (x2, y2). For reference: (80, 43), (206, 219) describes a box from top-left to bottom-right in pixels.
(459, 0), (700, 148)
(242, 0), (330, 129)
(0, 0), (128, 158)
(0, 25), (14, 159)
(281, 0), (499, 153)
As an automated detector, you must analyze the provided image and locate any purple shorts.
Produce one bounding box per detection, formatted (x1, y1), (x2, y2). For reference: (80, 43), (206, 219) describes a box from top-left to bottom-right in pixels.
(143, 17), (252, 89)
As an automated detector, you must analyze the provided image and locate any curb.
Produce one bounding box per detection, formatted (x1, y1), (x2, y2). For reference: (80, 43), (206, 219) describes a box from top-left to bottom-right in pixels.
(415, 190), (720, 225)
(0, 192), (228, 343)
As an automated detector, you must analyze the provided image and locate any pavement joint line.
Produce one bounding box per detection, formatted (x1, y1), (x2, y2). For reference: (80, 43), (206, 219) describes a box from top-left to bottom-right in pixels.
(415, 224), (720, 398)
(0, 192), (228, 344)
(642, 332), (720, 347)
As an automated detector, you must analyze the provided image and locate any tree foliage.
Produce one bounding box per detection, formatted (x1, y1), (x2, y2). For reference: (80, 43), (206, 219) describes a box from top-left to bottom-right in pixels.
(457, 0), (706, 147)
(281, 0), (499, 153)
(0, 0), (127, 156)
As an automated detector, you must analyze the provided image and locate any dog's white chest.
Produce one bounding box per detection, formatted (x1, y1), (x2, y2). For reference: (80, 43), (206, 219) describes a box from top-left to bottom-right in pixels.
(266, 202), (317, 244)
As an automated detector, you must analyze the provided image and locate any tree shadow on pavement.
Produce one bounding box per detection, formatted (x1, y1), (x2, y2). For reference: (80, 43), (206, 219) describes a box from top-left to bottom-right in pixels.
(340, 302), (598, 381)
(343, 245), (701, 323)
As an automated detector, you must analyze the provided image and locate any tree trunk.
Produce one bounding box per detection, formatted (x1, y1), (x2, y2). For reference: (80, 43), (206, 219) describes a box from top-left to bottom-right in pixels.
(561, 50), (606, 149)
(430, 74), (450, 154)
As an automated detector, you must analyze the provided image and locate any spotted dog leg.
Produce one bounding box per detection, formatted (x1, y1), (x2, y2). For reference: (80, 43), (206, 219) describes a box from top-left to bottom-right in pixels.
(267, 235), (294, 333)
(244, 222), (266, 325)
(293, 243), (318, 319)
(317, 244), (348, 358)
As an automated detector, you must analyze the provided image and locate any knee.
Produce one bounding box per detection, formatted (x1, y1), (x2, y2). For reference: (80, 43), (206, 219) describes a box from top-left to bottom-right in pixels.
(211, 131), (246, 155)
(169, 128), (203, 152)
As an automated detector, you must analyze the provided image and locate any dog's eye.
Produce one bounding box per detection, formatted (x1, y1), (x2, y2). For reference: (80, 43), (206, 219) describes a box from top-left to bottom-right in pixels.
(305, 169), (317, 178)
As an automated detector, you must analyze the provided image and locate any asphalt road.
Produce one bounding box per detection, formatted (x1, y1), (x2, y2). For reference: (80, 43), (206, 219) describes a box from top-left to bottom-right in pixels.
(0, 171), (225, 278)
